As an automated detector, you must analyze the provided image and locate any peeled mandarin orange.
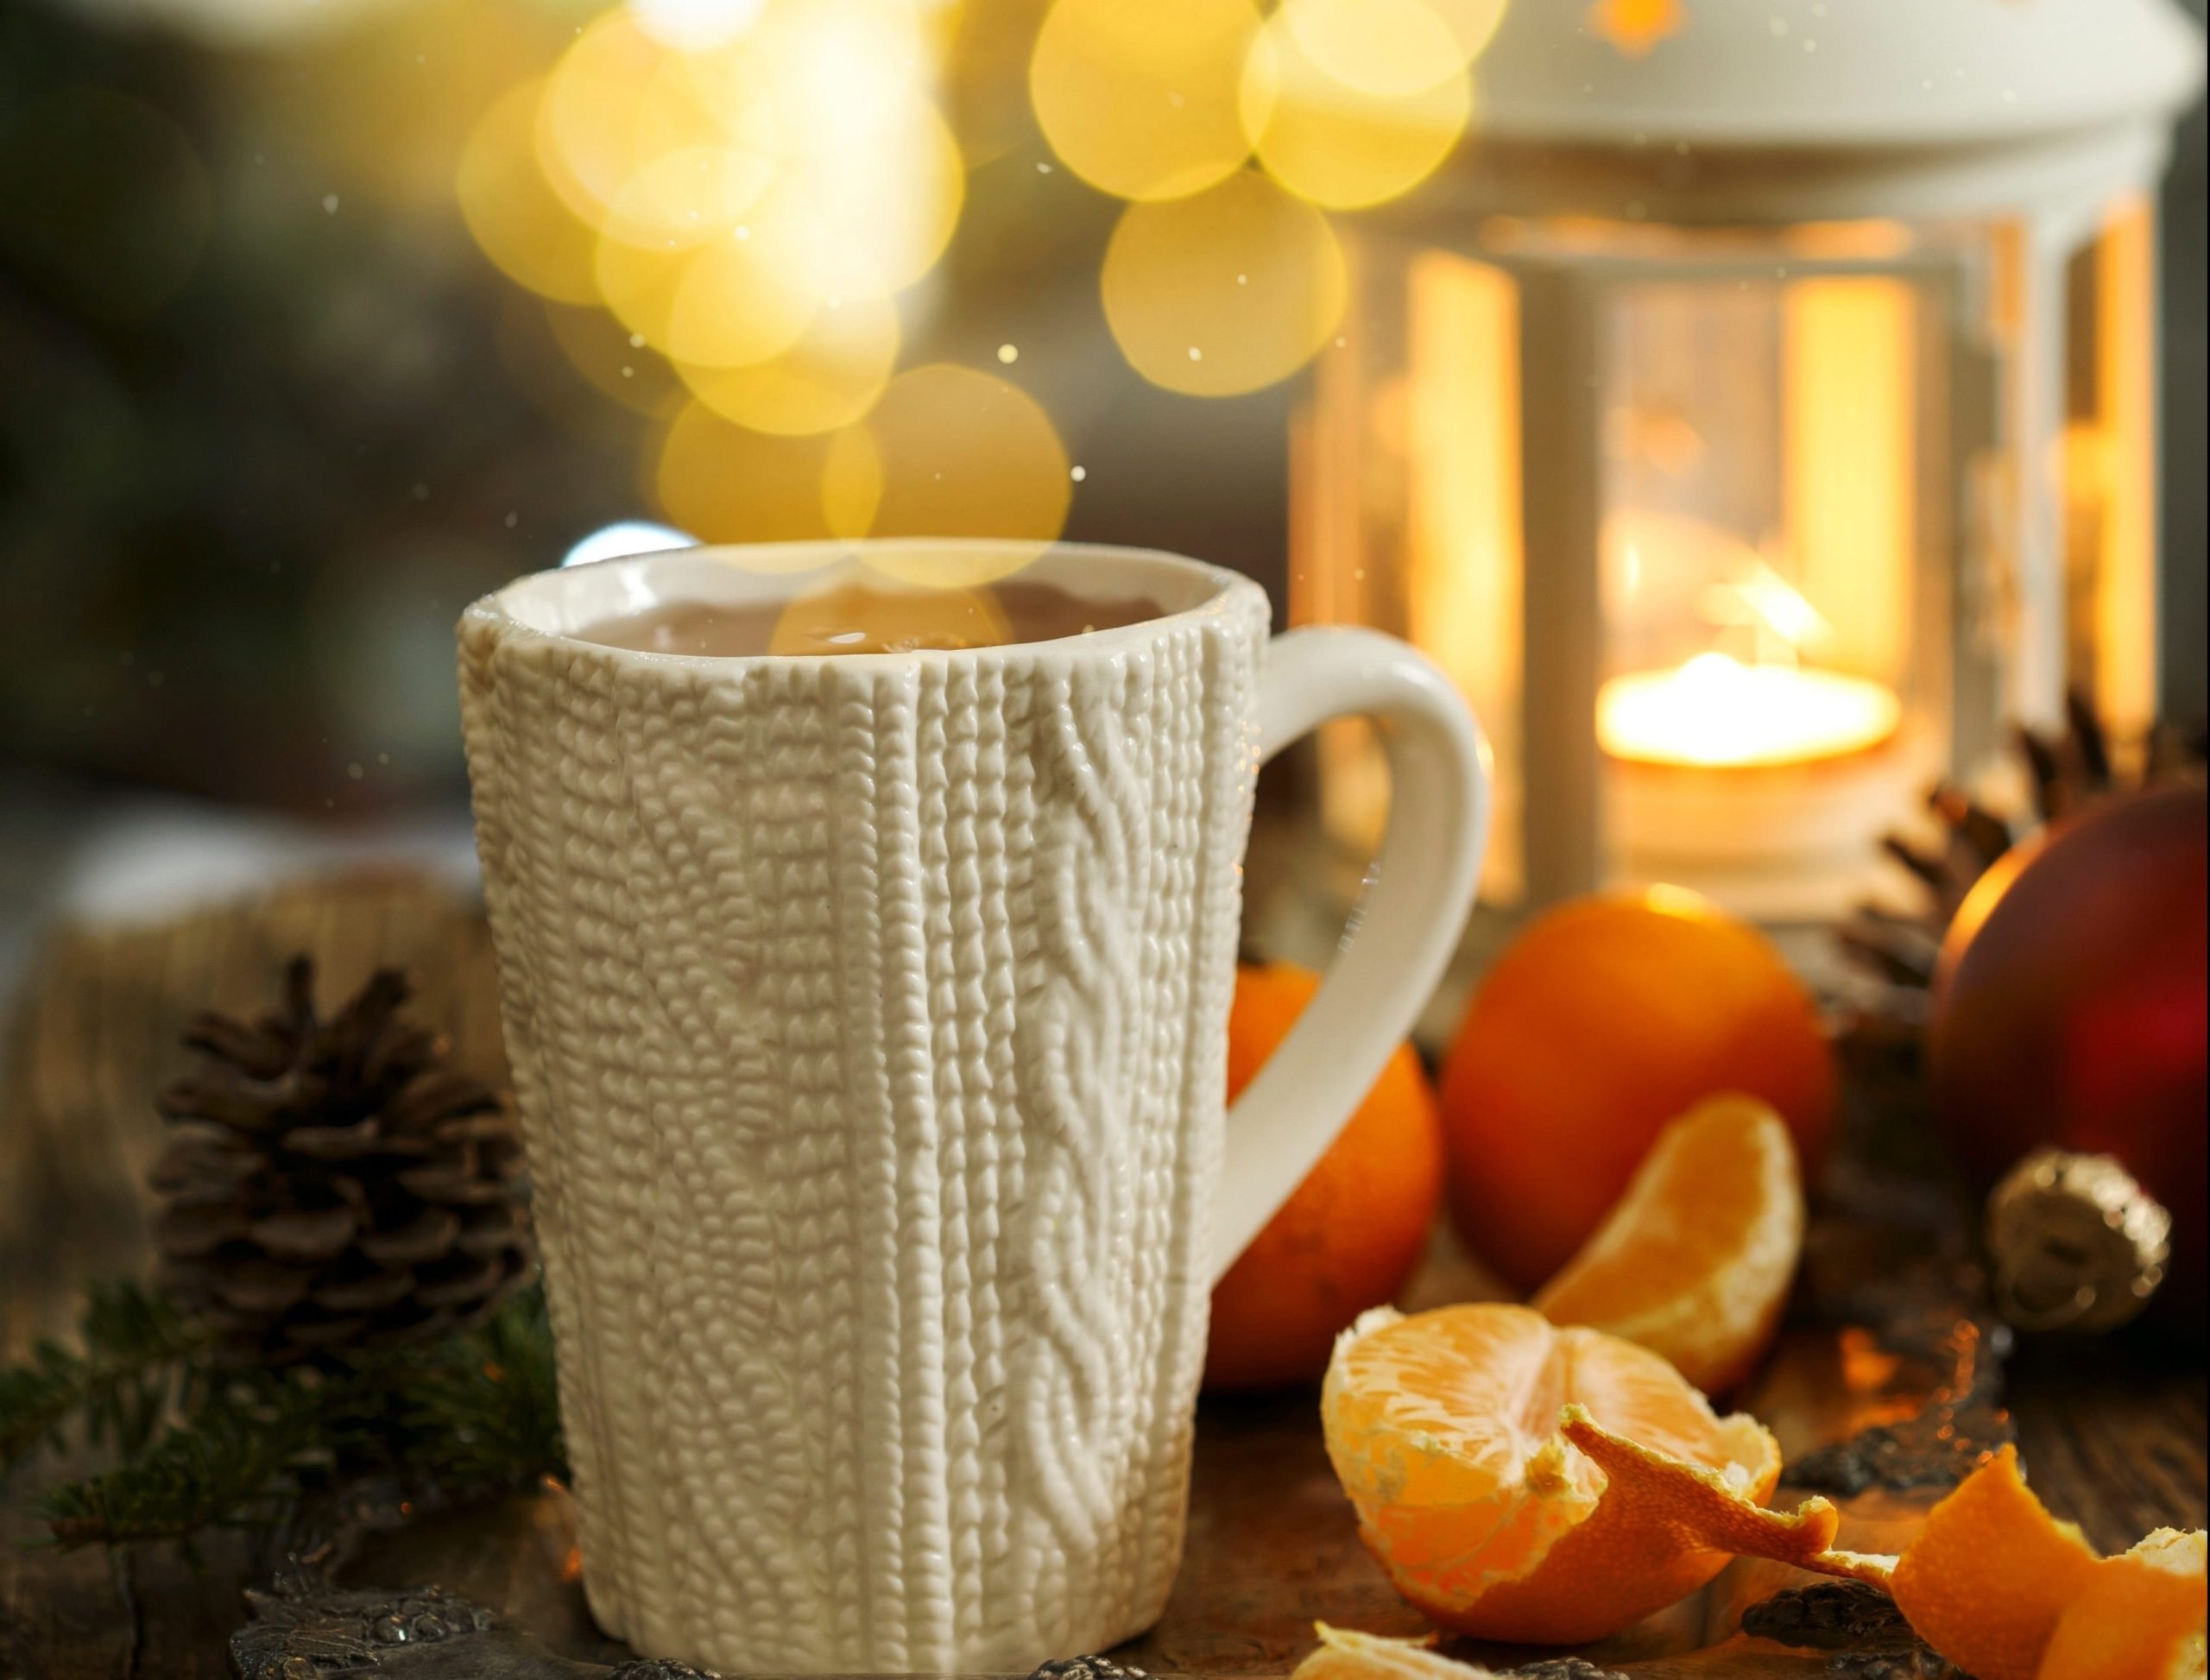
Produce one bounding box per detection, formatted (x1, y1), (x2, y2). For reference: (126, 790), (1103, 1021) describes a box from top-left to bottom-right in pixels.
(1205, 961), (1444, 1392)
(2039, 1529), (2207, 1680)
(1533, 1096), (1803, 1393)
(1889, 1446), (2104, 1680)
(1321, 1302), (1844, 1643)
(1440, 889), (1834, 1292)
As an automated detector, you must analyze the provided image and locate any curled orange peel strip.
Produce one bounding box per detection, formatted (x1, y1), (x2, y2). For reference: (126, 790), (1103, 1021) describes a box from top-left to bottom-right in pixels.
(1885, 1445), (2101, 1680)
(1889, 1447), (2207, 1680)
(2039, 1528), (2207, 1680)
(1556, 1405), (1886, 1580)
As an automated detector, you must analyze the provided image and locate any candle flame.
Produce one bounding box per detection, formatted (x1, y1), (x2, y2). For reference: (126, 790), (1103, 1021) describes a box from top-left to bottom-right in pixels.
(1693, 560), (1835, 665)
(1598, 654), (1900, 769)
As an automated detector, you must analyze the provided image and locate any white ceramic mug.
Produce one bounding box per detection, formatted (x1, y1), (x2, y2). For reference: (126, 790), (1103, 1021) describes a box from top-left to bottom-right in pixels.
(457, 540), (1487, 1674)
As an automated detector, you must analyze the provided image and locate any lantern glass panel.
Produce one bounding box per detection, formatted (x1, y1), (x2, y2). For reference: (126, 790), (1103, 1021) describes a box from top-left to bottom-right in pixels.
(1291, 216), (2000, 924)
(2062, 195), (2160, 746)
(1293, 242), (1531, 899)
(1593, 259), (1937, 911)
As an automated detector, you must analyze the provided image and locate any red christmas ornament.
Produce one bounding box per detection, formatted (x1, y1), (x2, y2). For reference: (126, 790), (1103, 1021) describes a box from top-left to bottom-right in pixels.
(1929, 785), (2207, 1323)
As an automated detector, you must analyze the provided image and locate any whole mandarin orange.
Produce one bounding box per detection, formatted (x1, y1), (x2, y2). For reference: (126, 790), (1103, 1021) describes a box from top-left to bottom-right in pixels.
(1203, 961), (1444, 1393)
(1440, 889), (1834, 1293)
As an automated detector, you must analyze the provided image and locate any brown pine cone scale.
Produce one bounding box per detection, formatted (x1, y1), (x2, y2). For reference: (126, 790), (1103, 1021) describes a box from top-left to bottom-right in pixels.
(1841, 690), (2207, 1036)
(151, 956), (531, 1363)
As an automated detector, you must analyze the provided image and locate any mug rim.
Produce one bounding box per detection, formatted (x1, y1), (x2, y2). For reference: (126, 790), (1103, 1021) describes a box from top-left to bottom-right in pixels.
(463, 537), (1266, 668)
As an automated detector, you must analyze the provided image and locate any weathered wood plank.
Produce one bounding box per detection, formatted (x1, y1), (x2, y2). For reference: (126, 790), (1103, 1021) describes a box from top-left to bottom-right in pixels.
(2, 875), (2201, 1678)
(2007, 1351), (2208, 1554)
(0, 1452), (254, 1680)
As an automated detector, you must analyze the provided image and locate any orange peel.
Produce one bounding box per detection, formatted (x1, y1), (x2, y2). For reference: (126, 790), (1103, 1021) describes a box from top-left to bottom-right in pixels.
(1888, 1444), (2169, 1680)
(2039, 1528), (2208, 1680)
(1554, 1406), (1844, 1566)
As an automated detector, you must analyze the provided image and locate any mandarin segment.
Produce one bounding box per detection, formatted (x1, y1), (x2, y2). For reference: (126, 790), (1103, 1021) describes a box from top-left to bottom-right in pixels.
(1534, 1096), (1804, 1393)
(1325, 1306), (1601, 1511)
(1321, 1303), (1806, 1643)
(1889, 1446), (2105, 1680)
(1289, 1625), (1505, 1680)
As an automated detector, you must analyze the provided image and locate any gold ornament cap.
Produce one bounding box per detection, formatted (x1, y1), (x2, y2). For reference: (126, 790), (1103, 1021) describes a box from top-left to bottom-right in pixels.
(1986, 1148), (2172, 1333)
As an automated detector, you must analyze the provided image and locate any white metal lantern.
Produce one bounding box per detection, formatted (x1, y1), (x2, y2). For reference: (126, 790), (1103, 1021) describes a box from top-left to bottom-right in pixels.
(1291, 0), (2205, 923)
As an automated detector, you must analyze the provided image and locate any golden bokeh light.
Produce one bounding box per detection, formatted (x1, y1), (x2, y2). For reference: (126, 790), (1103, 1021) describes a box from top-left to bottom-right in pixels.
(605, 137), (777, 253)
(1029, 0), (1260, 201)
(941, 0), (1047, 167)
(457, 81), (600, 306)
(679, 1), (965, 296)
(545, 301), (688, 418)
(1279, 0), (1493, 96)
(537, 14), (670, 228)
(1101, 170), (1346, 396)
(458, 0), (976, 480)
(541, 22), (776, 250)
(723, 0), (938, 139)
(631, 0), (770, 52)
(823, 364), (1071, 580)
(654, 400), (849, 544)
(458, 0), (1496, 503)
(1427, 0), (1512, 63)
(595, 212), (819, 368)
(680, 293), (901, 434)
(773, 98), (966, 299)
(641, 42), (781, 162)
(1241, 9), (1470, 208)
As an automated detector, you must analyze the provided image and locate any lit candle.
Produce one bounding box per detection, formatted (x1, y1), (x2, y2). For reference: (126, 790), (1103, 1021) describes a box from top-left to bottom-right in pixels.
(1598, 652), (1922, 921)
(1597, 652), (1902, 768)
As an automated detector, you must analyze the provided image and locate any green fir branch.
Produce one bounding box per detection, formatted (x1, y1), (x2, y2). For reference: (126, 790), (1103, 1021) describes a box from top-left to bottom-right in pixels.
(2, 1282), (566, 1550)
(36, 1381), (325, 1552)
(0, 1282), (207, 1479)
(389, 1283), (567, 1494)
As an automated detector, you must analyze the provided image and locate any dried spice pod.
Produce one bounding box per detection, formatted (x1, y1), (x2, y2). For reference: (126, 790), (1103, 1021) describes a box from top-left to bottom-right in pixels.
(151, 957), (531, 1363)
(1741, 1580), (1920, 1652)
(1742, 1582), (1961, 1677)
(1028, 1661), (1153, 1680)
(1506, 1661), (1627, 1680)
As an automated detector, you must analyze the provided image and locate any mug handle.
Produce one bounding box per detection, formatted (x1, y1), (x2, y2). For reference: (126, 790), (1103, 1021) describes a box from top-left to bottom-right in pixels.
(1209, 628), (1491, 1285)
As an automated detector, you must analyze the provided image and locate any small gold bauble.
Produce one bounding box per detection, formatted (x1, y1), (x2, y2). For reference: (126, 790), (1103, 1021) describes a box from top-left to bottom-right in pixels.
(1985, 1148), (2172, 1333)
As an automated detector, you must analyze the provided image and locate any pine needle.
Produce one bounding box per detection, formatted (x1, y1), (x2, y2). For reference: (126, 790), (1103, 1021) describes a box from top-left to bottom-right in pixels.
(1, 1280), (566, 1550)
(0, 1282), (206, 1477)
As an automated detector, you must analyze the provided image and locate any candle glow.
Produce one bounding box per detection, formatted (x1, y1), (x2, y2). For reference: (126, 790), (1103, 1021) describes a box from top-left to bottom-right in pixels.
(1598, 652), (1902, 769)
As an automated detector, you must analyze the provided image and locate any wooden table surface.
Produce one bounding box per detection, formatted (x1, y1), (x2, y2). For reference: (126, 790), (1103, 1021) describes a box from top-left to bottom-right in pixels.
(2, 874), (2203, 1679)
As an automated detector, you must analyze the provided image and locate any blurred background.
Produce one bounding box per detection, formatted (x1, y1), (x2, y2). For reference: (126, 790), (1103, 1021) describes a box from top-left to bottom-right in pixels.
(1, 0), (2204, 989)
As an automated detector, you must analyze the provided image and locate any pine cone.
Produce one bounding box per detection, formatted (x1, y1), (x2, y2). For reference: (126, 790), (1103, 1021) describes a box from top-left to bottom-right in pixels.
(151, 957), (531, 1363)
(1841, 692), (2207, 1026)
